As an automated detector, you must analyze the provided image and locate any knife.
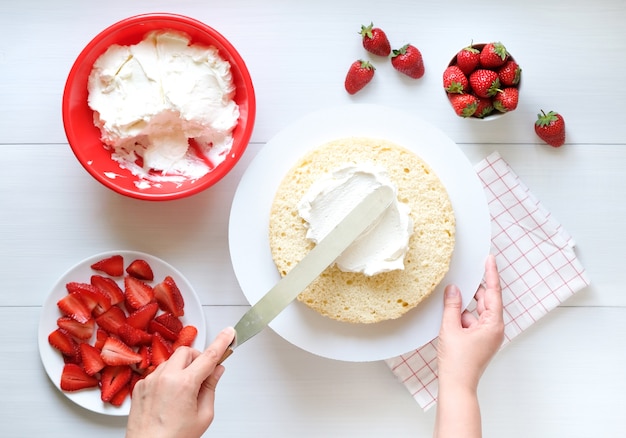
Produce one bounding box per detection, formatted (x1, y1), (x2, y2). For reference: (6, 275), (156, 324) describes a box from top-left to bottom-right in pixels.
(218, 185), (395, 364)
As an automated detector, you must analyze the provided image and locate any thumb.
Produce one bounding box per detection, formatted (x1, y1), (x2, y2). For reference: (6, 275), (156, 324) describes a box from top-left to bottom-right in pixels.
(441, 284), (463, 331)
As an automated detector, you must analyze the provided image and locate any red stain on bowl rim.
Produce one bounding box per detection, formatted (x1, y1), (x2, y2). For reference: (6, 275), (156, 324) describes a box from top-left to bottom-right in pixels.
(62, 13), (256, 201)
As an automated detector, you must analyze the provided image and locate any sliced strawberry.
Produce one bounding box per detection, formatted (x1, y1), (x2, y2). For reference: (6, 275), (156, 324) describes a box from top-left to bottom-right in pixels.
(66, 281), (100, 295)
(173, 325), (198, 349)
(155, 312), (183, 334)
(100, 337), (142, 366)
(126, 302), (159, 330)
(94, 328), (108, 350)
(100, 365), (132, 402)
(62, 352), (82, 365)
(95, 306), (126, 335)
(119, 323), (152, 347)
(91, 275), (124, 305)
(148, 319), (178, 342)
(60, 363), (99, 392)
(67, 283), (112, 317)
(136, 345), (151, 371)
(51, 253), (200, 406)
(89, 290), (113, 317)
(109, 382), (130, 406)
(57, 316), (95, 340)
(153, 276), (185, 317)
(126, 259), (154, 281)
(79, 343), (105, 376)
(151, 332), (173, 367)
(91, 254), (124, 277)
(48, 328), (79, 356)
(57, 293), (91, 324)
(124, 276), (155, 311)
(146, 365), (157, 376)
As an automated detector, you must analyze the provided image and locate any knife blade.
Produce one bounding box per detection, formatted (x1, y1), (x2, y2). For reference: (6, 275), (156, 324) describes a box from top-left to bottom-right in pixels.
(218, 185), (395, 363)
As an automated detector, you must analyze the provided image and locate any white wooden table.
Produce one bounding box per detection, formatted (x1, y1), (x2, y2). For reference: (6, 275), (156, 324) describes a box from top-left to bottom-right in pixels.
(2, 1), (625, 436)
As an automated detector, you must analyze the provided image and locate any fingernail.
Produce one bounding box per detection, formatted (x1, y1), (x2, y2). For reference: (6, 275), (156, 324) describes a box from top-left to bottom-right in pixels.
(222, 326), (235, 338)
(445, 285), (460, 298)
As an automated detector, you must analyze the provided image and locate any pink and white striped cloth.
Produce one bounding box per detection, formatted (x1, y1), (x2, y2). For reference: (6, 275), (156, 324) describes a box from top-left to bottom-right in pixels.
(386, 151), (591, 411)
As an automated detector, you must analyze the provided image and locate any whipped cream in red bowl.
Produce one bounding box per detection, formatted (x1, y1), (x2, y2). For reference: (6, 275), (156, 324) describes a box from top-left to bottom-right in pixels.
(63, 13), (256, 200)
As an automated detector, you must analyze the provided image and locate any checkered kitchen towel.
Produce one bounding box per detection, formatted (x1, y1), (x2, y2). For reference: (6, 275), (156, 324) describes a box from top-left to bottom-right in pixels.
(386, 151), (591, 411)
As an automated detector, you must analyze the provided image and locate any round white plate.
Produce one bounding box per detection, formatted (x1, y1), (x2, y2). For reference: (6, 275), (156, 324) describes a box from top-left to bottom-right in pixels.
(229, 104), (490, 362)
(38, 250), (207, 416)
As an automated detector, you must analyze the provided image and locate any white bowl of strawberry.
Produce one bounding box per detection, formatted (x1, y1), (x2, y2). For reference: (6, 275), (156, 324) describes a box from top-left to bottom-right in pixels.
(38, 251), (206, 415)
(443, 42), (521, 119)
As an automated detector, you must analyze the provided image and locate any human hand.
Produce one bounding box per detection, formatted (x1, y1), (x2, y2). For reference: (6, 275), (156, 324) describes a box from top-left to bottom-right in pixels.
(126, 327), (236, 438)
(436, 254), (505, 393)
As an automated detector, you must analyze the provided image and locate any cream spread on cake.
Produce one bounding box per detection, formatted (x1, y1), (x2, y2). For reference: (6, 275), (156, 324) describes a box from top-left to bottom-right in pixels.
(297, 163), (413, 276)
(87, 30), (239, 184)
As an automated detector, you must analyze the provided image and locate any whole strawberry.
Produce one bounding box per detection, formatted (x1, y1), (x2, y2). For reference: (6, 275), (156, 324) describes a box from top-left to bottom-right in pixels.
(498, 60), (521, 87)
(469, 69), (501, 98)
(473, 96), (494, 119)
(449, 93), (478, 117)
(344, 60), (375, 95)
(391, 44), (425, 79)
(480, 42), (508, 68)
(443, 65), (468, 93)
(535, 110), (566, 147)
(456, 44), (480, 75)
(360, 22), (391, 57)
(493, 87), (519, 112)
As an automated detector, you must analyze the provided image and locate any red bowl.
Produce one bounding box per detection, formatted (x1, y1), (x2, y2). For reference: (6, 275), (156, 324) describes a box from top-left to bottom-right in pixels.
(62, 13), (256, 201)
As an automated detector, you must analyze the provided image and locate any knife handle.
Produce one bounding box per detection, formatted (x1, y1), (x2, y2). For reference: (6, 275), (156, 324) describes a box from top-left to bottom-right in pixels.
(218, 346), (234, 365)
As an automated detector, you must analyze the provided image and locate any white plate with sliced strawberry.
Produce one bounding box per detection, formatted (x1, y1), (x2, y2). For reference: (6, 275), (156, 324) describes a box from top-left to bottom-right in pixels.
(37, 250), (206, 416)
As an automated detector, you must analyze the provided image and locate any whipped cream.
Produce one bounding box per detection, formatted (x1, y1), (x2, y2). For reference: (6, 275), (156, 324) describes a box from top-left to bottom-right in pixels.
(298, 163), (413, 276)
(87, 30), (239, 184)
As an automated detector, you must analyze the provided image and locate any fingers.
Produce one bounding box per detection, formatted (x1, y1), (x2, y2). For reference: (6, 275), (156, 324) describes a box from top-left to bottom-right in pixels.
(460, 310), (478, 328)
(441, 284), (463, 332)
(442, 254), (503, 333)
(161, 345), (199, 371)
(197, 363), (226, 414)
(483, 254), (503, 321)
(187, 327), (236, 385)
(194, 328), (234, 414)
(201, 364), (225, 393)
(208, 326), (236, 359)
(474, 286), (486, 314)
(484, 254), (500, 292)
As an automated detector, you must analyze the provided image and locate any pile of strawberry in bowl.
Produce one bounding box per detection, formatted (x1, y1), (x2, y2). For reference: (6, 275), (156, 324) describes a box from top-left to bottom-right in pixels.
(443, 42), (521, 119)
